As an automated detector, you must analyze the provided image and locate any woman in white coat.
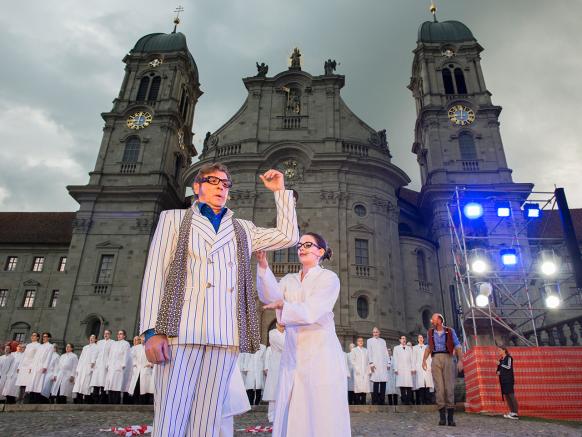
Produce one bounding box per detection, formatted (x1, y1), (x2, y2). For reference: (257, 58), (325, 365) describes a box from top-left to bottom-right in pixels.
(28, 332), (54, 403)
(412, 334), (434, 404)
(105, 330), (131, 404)
(346, 343), (355, 405)
(90, 329), (113, 403)
(0, 344), (14, 397)
(350, 337), (370, 405)
(263, 324), (285, 422)
(51, 343), (79, 403)
(15, 332), (40, 401)
(43, 344), (61, 401)
(392, 335), (414, 405)
(2, 344), (25, 403)
(73, 334), (98, 403)
(128, 336), (154, 404)
(385, 347), (398, 405)
(257, 232), (351, 437)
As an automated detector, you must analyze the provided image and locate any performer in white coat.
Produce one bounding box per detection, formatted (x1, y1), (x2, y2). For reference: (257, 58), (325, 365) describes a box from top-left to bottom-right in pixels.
(128, 336), (154, 404)
(385, 347), (398, 405)
(350, 337), (370, 405)
(263, 324), (285, 422)
(140, 164), (298, 437)
(51, 343), (79, 403)
(412, 334), (433, 404)
(42, 344), (60, 401)
(105, 330), (131, 404)
(0, 344), (14, 398)
(90, 329), (113, 403)
(15, 332), (40, 402)
(2, 344), (24, 403)
(27, 332), (54, 403)
(243, 343), (266, 405)
(393, 335), (414, 405)
(73, 334), (98, 403)
(367, 327), (390, 405)
(346, 343), (355, 405)
(257, 232), (351, 437)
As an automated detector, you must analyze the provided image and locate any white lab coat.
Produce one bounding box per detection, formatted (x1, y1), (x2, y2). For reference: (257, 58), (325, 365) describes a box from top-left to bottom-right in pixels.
(263, 329), (285, 401)
(90, 338), (113, 388)
(51, 352), (78, 398)
(366, 337), (390, 382)
(392, 345), (414, 388)
(15, 342), (40, 387)
(73, 343), (98, 396)
(41, 352), (60, 398)
(28, 342), (54, 393)
(350, 346), (371, 394)
(386, 354), (397, 394)
(243, 344), (266, 390)
(128, 344), (154, 395)
(2, 351), (23, 397)
(412, 344), (434, 390)
(257, 264), (351, 437)
(346, 352), (354, 391)
(105, 340), (131, 392)
(0, 353), (14, 395)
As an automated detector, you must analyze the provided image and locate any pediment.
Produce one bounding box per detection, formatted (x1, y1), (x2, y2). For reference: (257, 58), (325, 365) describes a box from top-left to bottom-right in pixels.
(96, 241), (123, 250)
(348, 224), (374, 234)
(23, 279), (41, 286)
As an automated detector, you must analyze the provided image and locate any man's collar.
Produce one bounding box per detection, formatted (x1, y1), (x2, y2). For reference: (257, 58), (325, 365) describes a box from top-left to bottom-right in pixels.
(197, 201), (227, 217)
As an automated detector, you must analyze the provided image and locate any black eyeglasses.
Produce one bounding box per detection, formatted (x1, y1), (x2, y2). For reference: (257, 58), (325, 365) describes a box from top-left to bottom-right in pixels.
(197, 176), (233, 188)
(297, 242), (321, 250)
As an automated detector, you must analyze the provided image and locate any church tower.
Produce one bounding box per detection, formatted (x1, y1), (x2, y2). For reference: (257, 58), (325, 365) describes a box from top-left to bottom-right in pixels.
(60, 23), (201, 345)
(408, 10), (533, 328)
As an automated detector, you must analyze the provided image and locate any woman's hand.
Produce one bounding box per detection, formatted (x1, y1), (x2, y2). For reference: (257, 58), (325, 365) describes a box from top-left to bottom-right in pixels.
(256, 250), (269, 270)
(263, 300), (284, 310)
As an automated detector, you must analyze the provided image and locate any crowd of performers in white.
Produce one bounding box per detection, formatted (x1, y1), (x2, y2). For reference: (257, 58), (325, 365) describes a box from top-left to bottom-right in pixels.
(0, 329), (154, 405)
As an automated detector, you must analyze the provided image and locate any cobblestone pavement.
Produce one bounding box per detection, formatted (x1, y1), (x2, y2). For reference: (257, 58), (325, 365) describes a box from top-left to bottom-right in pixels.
(0, 408), (580, 436)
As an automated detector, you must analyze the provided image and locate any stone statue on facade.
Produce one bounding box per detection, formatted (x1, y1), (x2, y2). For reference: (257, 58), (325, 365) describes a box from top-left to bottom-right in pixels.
(256, 62), (268, 77)
(324, 59), (337, 75)
(289, 48), (301, 70)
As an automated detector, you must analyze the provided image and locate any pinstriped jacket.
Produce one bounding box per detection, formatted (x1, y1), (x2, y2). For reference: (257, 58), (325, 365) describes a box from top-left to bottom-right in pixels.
(139, 190), (299, 346)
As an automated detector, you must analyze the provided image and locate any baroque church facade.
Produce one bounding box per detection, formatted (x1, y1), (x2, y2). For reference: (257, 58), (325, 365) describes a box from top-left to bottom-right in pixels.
(1, 17), (581, 348)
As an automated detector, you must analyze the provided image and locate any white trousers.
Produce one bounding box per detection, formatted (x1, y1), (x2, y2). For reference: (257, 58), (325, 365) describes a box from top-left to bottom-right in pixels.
(153, 344), (238, 437)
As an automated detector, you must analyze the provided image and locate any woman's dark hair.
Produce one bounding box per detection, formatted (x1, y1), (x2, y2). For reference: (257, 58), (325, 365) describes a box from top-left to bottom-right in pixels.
(498, 345), (511, 356)
(303, 232), (333, 261)
(66, 343), (74, 351)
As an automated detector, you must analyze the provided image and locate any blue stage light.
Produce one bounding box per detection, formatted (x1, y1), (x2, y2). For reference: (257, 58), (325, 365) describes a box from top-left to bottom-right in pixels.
(523, 203), (541, 218)
(500, 248), (518, 266)
(495, 201), (511, 217)
(463, 202), (483, 219)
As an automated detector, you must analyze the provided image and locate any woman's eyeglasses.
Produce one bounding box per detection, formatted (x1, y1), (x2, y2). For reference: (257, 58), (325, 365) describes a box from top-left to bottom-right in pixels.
(297, 242), (320, 250)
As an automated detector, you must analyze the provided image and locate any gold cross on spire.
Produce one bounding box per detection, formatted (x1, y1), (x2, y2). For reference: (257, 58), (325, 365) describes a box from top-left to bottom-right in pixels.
(172, 5), (184, 33)
(429, 1), (438, 23)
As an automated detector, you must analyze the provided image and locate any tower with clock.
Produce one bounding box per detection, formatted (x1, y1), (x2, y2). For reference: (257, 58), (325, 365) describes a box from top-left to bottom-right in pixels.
(61, 23), (202, 341)
(408, 15), (534, 328)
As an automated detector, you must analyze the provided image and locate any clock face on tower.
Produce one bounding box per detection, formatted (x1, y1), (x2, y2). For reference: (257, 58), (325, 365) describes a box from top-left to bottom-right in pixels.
(448, 105), (475, 126)
(127, 111), (153, 130)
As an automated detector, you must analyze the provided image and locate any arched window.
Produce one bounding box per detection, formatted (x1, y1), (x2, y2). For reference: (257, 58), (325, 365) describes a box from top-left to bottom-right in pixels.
(148, 76), (161, 101)
(416, 250), (427, 282)
(86, 318), (101, 338)
(174, 154), (183, 180)
(422, 309), (432, 330)
(357, 296), (369, 319)
(442, 69), (455, 94)
(136, 77), (150, 101)
(454, 68), (468, 94)
(179, 89), (186, 113)
(122, 137), (140, 163)
(182, 100), (189, 120)
(459, 131), (477, 160)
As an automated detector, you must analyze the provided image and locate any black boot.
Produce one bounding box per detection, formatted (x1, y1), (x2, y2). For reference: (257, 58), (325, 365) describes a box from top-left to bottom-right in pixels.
(439, 408), (446, 426)
(447, 408), (456, 426)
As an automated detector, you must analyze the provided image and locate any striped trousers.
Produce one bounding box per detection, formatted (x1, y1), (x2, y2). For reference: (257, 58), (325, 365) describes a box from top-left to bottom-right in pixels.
(153, 344), (238, 437)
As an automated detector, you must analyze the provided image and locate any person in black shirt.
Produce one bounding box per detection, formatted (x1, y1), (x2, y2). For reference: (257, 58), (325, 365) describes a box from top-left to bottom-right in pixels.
(496, 346), (518, 419)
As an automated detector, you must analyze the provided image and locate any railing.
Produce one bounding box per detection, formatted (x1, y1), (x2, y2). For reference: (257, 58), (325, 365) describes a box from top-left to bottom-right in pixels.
(419, 280), (431, 293)
(94, 284), (109, 295)
(519, 315), (582, 346)
(120, 163), (137, 174)
(342, 142), (369, 158)
(461, 160), (479, 171)
(217, 143), (241, 158)
(445, 94), (469, 102)
(282, 116), (302, 129)
(272, 263), (302, 276)
(351, 264), (376, 278)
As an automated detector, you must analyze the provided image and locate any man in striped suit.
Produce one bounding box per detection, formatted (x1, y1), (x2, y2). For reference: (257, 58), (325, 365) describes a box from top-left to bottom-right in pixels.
(140, 162), (299, 437)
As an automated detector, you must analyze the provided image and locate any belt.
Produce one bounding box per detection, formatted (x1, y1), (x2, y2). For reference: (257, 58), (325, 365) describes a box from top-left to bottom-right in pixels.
(431, 351), (449, 356)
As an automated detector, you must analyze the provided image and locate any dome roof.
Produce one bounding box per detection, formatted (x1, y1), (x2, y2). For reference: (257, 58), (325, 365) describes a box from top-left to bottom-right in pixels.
(131, 32), (198, 75)
(417, 20), (476, 43)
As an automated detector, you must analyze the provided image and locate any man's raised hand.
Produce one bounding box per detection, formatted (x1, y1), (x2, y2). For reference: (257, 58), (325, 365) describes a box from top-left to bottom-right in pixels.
(259, 169), (285, 192)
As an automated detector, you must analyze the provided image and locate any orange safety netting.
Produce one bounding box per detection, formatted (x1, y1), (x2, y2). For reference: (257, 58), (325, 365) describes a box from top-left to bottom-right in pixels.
(464, 346), (582, 421)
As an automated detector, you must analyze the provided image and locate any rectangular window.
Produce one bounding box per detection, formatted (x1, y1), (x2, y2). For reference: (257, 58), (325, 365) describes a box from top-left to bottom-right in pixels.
(5, 256), (18, 271)
(288, 247), (299, 263)
(32, 256), (45, 272)
(355, 239), (369, 266)
(57, 257), (67, 272)
(273, 250), (286, 263)
(0, 289), (7, 307)
(96, 255), (114, 283)
(13, 332), (26, 342)
(22, 290), (35, 308)
(50, 290), (59, 308)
